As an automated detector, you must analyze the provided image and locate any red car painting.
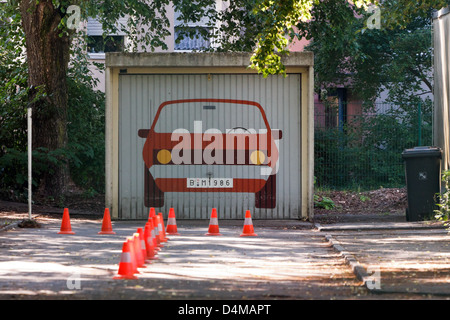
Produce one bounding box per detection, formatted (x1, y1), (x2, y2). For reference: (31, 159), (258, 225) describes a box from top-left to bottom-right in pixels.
(138, 99), (282, 209)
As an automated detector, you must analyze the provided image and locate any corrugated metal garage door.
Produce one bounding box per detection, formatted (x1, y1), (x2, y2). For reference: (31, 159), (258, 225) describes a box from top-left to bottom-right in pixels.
(118, 73), (301, 219)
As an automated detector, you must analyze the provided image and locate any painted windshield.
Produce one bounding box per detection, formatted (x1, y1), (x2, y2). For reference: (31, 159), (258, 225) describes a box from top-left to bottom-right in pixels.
(153, 101), (268, 133)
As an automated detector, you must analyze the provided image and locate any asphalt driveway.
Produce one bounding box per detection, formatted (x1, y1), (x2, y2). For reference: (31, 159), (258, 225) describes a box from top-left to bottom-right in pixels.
(0, 217), (367, 300)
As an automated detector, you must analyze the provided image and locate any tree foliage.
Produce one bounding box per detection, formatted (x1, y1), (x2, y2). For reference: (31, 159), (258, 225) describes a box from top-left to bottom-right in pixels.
(1, 0), (450, 200)
(0, 4), (105, 199)
(6, 0), (450, 78)
(315, 100), (433, 190)
(304, 1), (440, 103)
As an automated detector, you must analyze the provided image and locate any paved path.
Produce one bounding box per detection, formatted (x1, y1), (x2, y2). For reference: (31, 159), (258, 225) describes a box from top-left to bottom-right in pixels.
(0, 218), (367, 300)
(316, 221), (450, 297)
(0, 215), (449, 301)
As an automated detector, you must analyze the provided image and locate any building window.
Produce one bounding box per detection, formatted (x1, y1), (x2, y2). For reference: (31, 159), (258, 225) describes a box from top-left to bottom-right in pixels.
(86, 17), (126, 58)
(88, 35), (124, 54)
(174, 26), (211, 51)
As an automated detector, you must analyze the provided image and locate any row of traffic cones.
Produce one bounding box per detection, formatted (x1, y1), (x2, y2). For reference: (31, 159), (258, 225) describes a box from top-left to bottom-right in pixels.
(58, 206), (257, 238)
(205, 208), (257, 237)
(165, 207), (257, 237)
(58, 207), (116, 235)
(114, 208), (169, 280)
(113, 207), (257, 280)
(57, 205), (258, 280)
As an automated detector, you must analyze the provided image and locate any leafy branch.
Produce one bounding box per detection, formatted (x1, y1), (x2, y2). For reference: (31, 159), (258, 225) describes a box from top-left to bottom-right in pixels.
(435, 170), (450, 231)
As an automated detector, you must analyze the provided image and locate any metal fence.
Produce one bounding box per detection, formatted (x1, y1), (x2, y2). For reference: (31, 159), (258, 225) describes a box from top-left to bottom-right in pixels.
(314, 101), (432, 190)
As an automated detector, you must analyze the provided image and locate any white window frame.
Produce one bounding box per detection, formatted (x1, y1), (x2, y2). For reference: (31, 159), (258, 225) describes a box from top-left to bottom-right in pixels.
(87, 17), (127, 59)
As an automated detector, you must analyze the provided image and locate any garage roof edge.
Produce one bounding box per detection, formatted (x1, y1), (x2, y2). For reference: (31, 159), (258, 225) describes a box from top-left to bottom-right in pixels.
(105, 52), (314, 68)
(433, 6), (450, 19)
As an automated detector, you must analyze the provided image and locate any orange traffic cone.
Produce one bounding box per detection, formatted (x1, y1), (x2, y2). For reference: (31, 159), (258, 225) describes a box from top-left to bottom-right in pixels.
(153, 215), (163, 248)
(240, 210), (257, 237)
(98, 208), (115, 234)
(137, 228), (151, 264)
(158, 212), (169, 242)
(144, 222), (158, 260)
(133, 233), (146, 268)
(148, 218), (160, 251)
(166, 208), (180, 235)
(149, 208), (163, 248)
(156, 214), (165, 243)
(148, 207), (156, 222)
(205, 208), (222, 236)
(127, 237), (139, 274)
(113, 241), (138, 280)
(58, 208), (75, 234)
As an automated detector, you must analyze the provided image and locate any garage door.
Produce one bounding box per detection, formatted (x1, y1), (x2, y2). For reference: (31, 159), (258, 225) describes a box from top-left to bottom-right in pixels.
(118, 73), (301, 219)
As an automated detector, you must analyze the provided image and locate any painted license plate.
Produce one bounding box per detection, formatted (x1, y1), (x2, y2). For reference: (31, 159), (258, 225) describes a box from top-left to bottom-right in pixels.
(187, 178), (233, 188)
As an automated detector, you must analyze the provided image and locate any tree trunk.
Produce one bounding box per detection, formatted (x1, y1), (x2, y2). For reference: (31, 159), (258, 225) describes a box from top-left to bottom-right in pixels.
(20, 0), (71, 197)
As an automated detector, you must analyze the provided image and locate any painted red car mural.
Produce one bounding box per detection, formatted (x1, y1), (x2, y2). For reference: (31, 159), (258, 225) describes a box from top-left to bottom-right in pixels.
(138, 99), (282, 209)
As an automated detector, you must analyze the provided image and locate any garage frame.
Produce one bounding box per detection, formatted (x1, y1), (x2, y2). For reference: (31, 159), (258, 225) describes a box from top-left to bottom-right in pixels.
(105, 52), (314, 220)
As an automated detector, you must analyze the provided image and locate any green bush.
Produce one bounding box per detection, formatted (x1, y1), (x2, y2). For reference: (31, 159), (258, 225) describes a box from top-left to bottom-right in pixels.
(314, 100), (432, 190)
(314, 194), (336, 210)
(0, 18), (106, 199)
(66, 77), (105, 193)
(435, 170), (450, 231)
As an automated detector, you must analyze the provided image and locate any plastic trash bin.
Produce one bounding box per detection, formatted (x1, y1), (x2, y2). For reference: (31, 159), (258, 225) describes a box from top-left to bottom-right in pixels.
(402, 146), (442, 221)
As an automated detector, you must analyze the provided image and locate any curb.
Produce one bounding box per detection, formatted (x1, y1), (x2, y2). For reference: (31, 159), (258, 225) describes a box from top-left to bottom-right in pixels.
(0, 221), (21, 233)
(317, 222), (450, 297)
(317, 223), (381, 293)
(323, 232), (450, 297)
(323, 234), (371, 283)
(314, 222), (445, 232)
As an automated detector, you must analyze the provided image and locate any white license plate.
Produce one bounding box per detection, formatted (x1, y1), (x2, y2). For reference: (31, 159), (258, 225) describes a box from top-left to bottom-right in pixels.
(187, 178), (233, 188)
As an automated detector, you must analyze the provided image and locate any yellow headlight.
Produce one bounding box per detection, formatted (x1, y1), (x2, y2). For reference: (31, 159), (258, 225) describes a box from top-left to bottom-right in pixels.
(157, 149), (172, 164)
(250, 150), (265, 165)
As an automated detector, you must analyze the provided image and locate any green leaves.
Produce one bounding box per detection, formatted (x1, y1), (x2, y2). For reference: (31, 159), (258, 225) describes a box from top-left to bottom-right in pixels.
(435, 170), (450, 231)
(314, 194), (336, 210)
(305, 0), (438, 103)
(315, 100), (433, 189)
(247, 0), (313, 76)
(7, 0), (449, 78)
(246, 0), (448, 77)
(380, 0), (448, 30)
